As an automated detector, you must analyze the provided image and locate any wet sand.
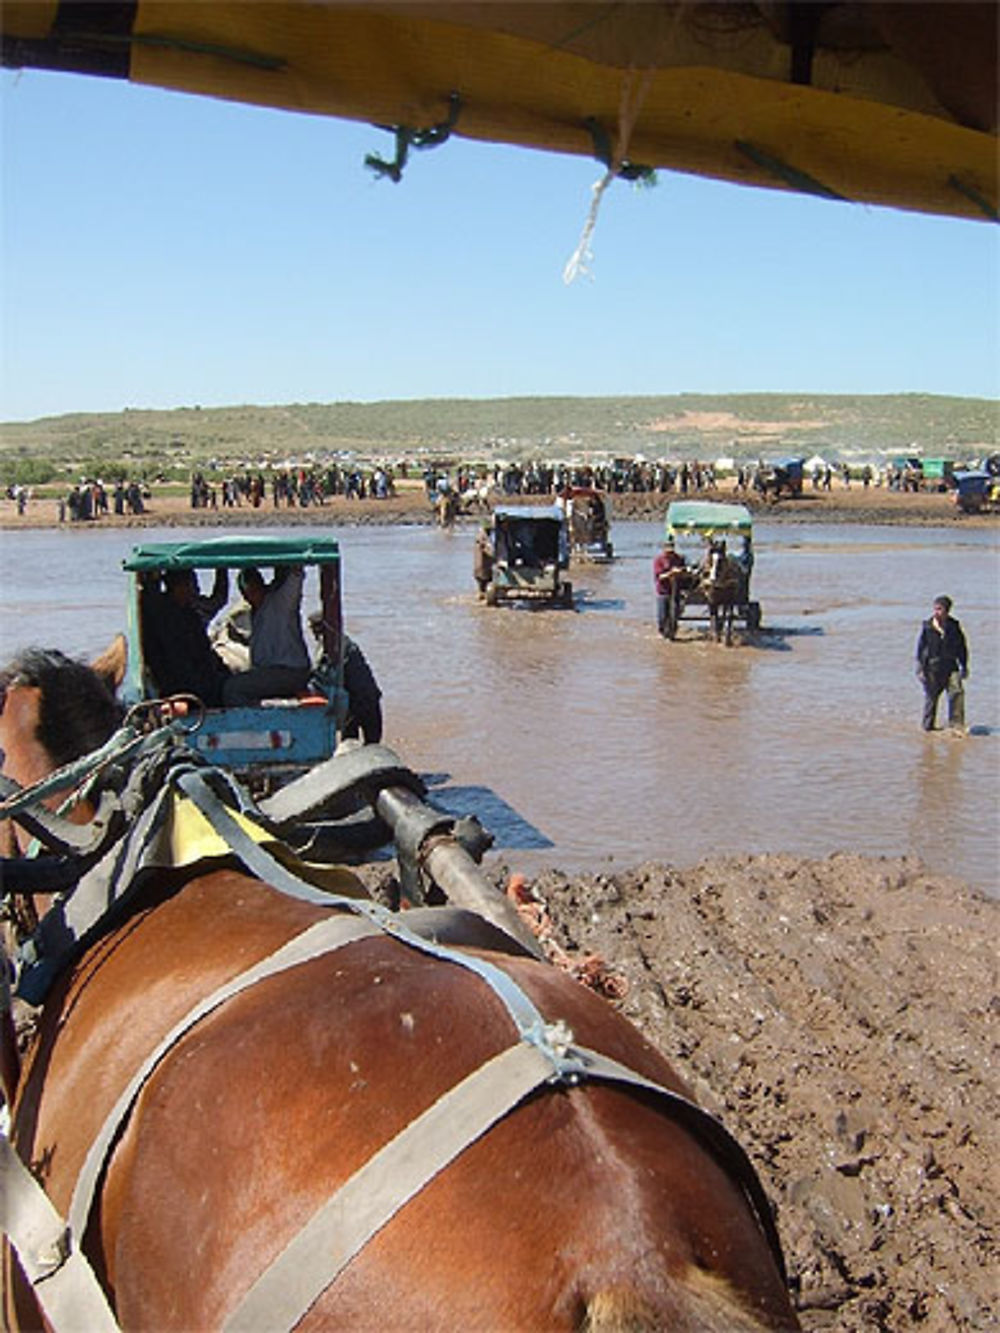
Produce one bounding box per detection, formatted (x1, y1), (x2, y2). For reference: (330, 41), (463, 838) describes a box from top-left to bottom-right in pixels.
(355, 853), (998, 1333)
(4, 482), (997, 1328)
(526, 857), (997, 1332)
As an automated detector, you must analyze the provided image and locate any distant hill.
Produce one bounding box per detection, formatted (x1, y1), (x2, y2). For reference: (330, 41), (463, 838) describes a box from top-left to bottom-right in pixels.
(1, 393), (997, 482)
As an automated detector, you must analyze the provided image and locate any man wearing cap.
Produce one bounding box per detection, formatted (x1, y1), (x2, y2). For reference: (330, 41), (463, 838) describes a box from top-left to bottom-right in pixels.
(653, 538), (686, 636)
(916, 595), (969, 732)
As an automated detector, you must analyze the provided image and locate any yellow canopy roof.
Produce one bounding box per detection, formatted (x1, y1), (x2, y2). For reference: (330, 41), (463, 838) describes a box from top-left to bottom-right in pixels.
(3, 2), (996, 221)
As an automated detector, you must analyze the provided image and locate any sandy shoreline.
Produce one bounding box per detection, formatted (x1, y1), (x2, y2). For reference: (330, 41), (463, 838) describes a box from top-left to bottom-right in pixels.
(1, 482), (995, 531)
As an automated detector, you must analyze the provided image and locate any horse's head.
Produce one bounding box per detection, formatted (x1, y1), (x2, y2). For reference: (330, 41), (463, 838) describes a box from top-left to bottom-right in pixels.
(0, 647), (122, 793)
(706, 542), (726, 582)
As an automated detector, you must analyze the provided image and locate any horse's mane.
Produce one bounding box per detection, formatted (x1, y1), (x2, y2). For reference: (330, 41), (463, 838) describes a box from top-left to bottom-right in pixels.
(0, 647), (122, 768)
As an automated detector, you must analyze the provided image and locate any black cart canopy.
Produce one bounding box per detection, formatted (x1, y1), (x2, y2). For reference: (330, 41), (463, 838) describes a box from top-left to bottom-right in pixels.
(3, 2), (996, 222)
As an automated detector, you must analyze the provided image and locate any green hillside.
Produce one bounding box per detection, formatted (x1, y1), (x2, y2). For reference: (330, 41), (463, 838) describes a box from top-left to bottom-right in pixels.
(1, 393), (996, 484)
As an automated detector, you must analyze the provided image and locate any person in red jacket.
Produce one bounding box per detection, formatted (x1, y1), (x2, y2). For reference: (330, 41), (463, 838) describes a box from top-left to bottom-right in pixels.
(653, 539), (687, 636)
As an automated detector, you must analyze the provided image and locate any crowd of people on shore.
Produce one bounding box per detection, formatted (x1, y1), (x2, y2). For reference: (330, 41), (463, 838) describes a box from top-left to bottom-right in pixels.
(4, 447), (992, 527)
(60, 479), (147, 521)
(189, 465), (399, 510)
(7, 478), (148, 520)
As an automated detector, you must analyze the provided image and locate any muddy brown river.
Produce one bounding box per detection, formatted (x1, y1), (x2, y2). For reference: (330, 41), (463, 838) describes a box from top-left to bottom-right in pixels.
(1, 519), (997, 895)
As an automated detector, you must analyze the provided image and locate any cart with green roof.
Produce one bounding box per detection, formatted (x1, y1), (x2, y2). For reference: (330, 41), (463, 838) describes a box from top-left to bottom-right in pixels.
(122, 535), (349, 785)
(662, 501), (761, 641)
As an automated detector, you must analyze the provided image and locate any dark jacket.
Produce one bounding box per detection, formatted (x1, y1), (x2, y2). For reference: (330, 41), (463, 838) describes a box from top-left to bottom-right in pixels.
(916, 616), (968, 685)
(341, 637), (383, 743)
(142, 588), (230, 707)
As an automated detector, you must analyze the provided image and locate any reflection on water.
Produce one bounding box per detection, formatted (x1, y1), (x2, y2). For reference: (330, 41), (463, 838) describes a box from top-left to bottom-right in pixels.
(1, 519), (997, 895)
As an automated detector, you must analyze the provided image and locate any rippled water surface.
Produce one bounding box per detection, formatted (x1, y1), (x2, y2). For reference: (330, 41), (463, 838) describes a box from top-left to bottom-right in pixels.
(1, 519), (997, 895)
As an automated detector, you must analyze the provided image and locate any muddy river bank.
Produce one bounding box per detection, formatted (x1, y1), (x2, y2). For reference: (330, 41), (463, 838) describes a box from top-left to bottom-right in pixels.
(1, 513), (997, 1330)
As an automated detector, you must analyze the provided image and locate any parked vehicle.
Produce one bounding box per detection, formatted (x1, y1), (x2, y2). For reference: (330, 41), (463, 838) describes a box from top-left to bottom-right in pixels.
(483, 504), (573, 607)
(122, 535), (349, 784)
(952, 470), (999, 514)
(566, 487), (614, 562)
(661, 501), (761, 643)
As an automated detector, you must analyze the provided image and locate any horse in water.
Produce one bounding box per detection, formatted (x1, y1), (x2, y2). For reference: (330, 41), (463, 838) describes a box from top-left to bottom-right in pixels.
(701, 544), (746, 645)
(1, 648), (799, 1332)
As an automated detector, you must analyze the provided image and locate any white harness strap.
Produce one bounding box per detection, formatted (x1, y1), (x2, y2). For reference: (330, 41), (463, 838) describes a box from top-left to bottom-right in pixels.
(223, 1041), (559, 1332)
(222, 1042), (787, 1332)
(0, 1136), (118, 1333)
(67, 914), (378, 1244)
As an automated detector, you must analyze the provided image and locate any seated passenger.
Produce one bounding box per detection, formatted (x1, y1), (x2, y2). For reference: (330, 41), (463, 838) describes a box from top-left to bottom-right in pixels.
(142, 569), (231, 706)
(222, 565), (311, 706)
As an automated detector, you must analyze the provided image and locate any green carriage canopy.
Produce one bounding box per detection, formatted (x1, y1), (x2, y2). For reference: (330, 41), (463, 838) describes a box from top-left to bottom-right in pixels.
(123, 535), (342, 572)
(666, 501), (753, 536)
(3, 2), (996, 222)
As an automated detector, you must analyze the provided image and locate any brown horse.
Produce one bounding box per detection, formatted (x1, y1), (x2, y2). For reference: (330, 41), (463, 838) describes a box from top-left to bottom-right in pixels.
(1, 648), (799, 1331)
(702, 547), (745, 646)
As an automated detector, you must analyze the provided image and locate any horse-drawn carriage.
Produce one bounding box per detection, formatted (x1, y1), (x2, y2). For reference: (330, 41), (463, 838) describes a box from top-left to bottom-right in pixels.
(566, 487), (614, 563)
(122, 536), (350, 787)
(757, 458), (804, 501)
(482, 504), (574, 608)
(659, 501), (762, 644)
(952, 469), (1000, 514)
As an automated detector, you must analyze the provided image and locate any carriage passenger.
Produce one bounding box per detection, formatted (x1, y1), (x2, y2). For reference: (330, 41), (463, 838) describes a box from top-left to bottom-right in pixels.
(142, 569), (232, 707)
(222, 565), (311, 706)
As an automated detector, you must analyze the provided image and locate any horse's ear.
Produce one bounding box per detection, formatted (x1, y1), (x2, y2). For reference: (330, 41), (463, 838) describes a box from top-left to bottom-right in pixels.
(90, 634), (128, 692)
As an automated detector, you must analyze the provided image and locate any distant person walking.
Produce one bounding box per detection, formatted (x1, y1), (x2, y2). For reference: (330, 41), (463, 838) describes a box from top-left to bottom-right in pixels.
(916, 595), (969, 732)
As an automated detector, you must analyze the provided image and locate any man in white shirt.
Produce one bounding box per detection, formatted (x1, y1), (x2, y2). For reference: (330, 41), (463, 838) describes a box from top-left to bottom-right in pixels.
(222, 566), (311, 706)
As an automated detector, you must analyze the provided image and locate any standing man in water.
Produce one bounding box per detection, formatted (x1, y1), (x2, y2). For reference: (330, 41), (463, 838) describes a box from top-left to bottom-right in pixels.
(916, 595), (969, 733)
(653, 538), (686, 636)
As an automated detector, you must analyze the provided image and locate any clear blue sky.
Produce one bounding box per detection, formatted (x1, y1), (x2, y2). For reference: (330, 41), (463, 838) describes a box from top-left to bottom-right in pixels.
(2, 67), (998, 423)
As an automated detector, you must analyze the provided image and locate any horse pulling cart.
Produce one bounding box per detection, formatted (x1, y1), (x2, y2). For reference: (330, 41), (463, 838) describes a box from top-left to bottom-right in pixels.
(0, 647), (797, 1331)
(566, 487), (614, 563)
(661, 501), (762, 645)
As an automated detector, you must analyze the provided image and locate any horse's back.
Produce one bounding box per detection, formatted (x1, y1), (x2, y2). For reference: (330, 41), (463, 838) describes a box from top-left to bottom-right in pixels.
(13, 878), (796, 1330)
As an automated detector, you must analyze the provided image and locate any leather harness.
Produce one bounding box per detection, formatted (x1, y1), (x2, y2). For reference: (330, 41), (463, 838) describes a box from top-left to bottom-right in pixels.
(2, 741), (788, 1330)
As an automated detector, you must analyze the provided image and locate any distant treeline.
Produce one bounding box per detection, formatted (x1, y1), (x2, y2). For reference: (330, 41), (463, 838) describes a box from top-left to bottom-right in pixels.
(2, 393), (997, 483)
